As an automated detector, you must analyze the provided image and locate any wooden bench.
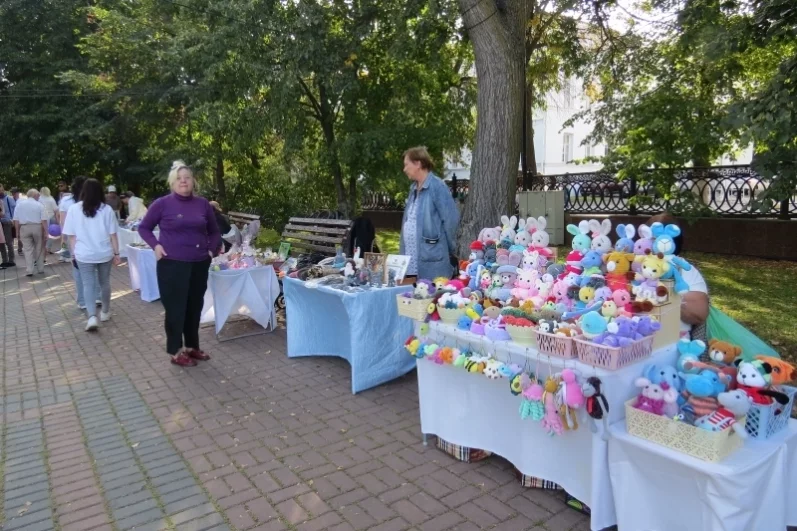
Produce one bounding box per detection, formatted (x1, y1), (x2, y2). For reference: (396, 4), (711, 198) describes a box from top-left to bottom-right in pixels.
(281, 217), (353, 257)
(228, 211), (261, 228)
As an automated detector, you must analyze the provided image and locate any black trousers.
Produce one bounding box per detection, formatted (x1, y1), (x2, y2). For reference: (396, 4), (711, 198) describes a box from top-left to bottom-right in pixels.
(157, 258), (210, 355)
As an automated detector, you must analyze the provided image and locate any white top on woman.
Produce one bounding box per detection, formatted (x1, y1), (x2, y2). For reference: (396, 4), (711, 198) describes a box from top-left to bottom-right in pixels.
(39, 195), (58, 221)
(62, 203), (118, 263)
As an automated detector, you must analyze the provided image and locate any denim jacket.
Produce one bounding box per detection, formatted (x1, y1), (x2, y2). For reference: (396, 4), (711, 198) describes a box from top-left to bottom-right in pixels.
(399, 173), (460, 280)
(0, 194), (14, 223)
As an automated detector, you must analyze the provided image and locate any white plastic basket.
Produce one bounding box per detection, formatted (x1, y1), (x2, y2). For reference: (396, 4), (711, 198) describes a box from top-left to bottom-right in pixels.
(744, 385), (796, 439)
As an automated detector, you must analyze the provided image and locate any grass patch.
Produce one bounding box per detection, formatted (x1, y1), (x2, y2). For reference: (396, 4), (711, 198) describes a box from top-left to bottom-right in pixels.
(376, 229), (797, 362)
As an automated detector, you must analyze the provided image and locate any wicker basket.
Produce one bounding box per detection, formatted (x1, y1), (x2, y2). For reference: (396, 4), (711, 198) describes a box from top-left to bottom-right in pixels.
(396, 295), (432, 321)
(744, 385), (797, 439)
(535, 331), (577, 359)
(625, 399), (744, 462)
(506, 325), (536, 346)
(438, 306), (467, 324)
(573, 335), (654, 370)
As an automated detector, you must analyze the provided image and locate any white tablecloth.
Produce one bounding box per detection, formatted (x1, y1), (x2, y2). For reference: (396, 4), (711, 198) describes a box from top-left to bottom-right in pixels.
(416, 321), (678, 531)
(117, 228), (157, 258)
(200, 266), (280, 335)
(609, 420), (797, 530)
(126, 245), (160, 302)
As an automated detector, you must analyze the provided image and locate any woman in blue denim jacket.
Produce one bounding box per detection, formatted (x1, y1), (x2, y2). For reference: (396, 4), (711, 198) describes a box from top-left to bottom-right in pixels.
(399, 147), (460, 281)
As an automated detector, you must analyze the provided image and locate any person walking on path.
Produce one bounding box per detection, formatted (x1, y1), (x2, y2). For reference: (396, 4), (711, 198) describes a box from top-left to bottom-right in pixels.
(139, 161), (221, 367)
(60, 177), (101, 308)
(62, 178), (121, 331)
(0, 183), (17, 267)
(13, 189), (48, 276)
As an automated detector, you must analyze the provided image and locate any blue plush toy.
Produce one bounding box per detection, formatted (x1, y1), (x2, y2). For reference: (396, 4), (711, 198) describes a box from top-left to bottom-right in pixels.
(457, 315), (473, 330)
(681, 369), (726, 397)
(676, 338), (707, 374)
(650, 222), (693, 294)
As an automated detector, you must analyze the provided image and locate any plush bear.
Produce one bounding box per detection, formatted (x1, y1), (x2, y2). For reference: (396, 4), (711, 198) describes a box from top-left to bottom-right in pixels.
(707, 339), (742, 366)
(634, 377), (678, 416)
(676, 338), (707, 374)
(695, 389), (752, 437)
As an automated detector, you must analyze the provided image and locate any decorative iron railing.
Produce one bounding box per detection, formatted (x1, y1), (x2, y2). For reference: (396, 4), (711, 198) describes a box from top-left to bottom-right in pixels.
(363, 165), (795, 218)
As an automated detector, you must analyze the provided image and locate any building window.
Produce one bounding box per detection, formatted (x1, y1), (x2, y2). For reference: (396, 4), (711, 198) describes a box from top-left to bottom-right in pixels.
(564, 80), (573, 108)
(562, 133), (574, 162)
(585, 143), (593, 158)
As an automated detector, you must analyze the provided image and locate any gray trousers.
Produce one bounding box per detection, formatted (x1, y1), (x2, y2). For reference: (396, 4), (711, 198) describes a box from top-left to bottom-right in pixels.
(77, 260), (112, 318)
(19, 224), (44, 274)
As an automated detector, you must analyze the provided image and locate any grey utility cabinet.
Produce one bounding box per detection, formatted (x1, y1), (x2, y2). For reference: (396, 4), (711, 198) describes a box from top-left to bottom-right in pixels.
(517, 190), (565, 246)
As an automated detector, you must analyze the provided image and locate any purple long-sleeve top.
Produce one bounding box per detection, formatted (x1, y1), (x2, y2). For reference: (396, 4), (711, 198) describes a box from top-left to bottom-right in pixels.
(138, 192), (221, 262)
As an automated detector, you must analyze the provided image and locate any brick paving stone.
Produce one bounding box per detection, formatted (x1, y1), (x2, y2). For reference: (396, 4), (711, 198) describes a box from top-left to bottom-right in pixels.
(0, 261), (597, 531)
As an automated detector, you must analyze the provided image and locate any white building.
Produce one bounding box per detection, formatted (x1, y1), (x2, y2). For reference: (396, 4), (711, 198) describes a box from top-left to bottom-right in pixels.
(443, 78), (752, 180)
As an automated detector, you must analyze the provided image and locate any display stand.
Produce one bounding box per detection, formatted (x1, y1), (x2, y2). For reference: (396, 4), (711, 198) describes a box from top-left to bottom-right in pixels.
(126, 245), (160, 302)
(117, 228), (157, 259)
(282, 277), (415, 394)
(415, 320), (678, 531)
(200, 266), (280, 341)
(609, 420), (797, 530)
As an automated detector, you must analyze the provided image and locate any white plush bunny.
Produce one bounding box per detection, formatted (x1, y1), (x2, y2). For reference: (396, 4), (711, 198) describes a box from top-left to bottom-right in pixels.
(588, 219), (612, 253)
(514, 218), (533, 247)
(530, 216), (549, 249)
(500, 215), (518, 242)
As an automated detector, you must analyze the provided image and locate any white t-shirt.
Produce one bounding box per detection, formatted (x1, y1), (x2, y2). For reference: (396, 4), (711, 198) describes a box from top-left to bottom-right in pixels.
(62, 203), (118, 263)
(59, 194), (75, 213)
(39, 196), (58, 221)
(126, 196), (148, 222)
(679, 266), (708, 333)
(12, 198), (47, 224)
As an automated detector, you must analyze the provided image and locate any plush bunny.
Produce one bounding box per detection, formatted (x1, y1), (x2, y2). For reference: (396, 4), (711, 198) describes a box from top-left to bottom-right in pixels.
(615, 224), (636, 253)
(514, 218), (534, 247)
(500, 215), (518, 243)
(634, 377), (678, 416)
(650, 222), (693, 294)
(479, 226), (501, 244)
(567, 220), (591, 252)
(530, 216), (550, 249)
(632, 224), (654, 273)
(588, 219), (613, 254)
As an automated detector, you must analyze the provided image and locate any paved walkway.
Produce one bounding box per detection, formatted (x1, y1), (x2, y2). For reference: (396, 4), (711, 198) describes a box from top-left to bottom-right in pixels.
(0, 259), (591, 531)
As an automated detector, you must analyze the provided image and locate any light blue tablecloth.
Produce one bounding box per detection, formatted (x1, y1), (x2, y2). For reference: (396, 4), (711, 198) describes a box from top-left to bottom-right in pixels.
(283, 277), (415, 394)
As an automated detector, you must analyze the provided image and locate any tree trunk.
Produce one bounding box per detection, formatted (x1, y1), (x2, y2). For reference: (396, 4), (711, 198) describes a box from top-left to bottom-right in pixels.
(214, 136), (227, 208)
(318, 82), (349, 217)
(347, 173), (357, 219)
(456, 0), (526, 257)
(524, 82), (537, 176)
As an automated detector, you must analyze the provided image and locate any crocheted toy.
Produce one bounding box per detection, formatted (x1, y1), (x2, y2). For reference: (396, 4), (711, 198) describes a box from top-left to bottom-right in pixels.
(632, 224), (654, 273)
(558, 369), (584, 430)
(733, 359), (790, 405)
(583, 376), (610, 439)
(679, 369), (725, 423)
(404, 337), (423, 358)
(615, 224), (636, 253)
(588, 219), (613, 254)
(520, 381), (545, 421)
(676, 338), (707, 374)
(479, 225), (501, 245)
(514, 218), (534, 247)
(695, 389), (752, 437)
(541, 377), (564, 436)
(412, 279), (435, 299)
(465, 357), (487, 374)
(634, 377), (678, 416)
(755, 355), (797, 386)
(650, 222), (693, 294)
(580, 250), (604, 277)
(469, 240), (485, 262)
(633, 251), (670, 304)
(483, 359), (505, 380)
(499, 215), (518, 242)
(509, 371), (529, 395)
(707, 339), (742, 366)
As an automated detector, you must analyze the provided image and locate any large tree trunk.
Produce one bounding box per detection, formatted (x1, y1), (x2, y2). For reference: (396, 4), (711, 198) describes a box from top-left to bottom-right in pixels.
(524, 82), (537, 176)
(456, 0), (527, 257)
(318, 82), (349, 217)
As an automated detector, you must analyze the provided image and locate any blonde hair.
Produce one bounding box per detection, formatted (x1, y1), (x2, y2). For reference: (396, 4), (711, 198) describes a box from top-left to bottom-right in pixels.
(403, 146), (434, 171)
(40, 187), (51, 197)
(167, 160), (193, 190)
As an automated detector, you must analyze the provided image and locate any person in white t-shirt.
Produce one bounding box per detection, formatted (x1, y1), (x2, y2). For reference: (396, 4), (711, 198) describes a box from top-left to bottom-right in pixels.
(121, 192), (148, 222)
(646, 213), (709, 339)
(62, 178), (121, 332)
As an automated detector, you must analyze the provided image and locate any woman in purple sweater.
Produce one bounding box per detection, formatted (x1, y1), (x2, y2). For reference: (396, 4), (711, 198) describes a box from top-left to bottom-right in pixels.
(139, 161), (221, 367)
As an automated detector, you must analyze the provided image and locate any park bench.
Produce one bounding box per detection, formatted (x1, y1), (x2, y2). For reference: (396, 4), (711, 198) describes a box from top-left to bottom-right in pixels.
(280, 216), (353, 257)
(228, 211), (261, 229)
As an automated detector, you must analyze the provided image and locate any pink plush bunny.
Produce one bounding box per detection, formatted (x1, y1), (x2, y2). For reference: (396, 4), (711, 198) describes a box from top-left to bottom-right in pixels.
(541, 390), (563, 436)
(634, 377), (677, 416)
(561, 369), (586, 408)
(511, 268), (539, 300)
(632, 224), (654, 273)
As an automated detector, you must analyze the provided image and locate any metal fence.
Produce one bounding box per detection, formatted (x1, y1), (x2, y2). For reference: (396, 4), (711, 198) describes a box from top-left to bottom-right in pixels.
(362, 165), (795, 218)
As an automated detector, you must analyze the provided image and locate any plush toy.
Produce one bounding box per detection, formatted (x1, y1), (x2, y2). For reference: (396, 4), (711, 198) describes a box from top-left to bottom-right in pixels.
(412, 280), (435, 299)
(635, 315), (661, 337)
(650, 222), (693, 294)
(755, 355), (797, 385)
(464, 357), (487, 374)
(560, 369), (585, 409)
(588, 219), (613, 254)
(469, 240), (485, 262)
(541, 377), (564, 436)
(479, 225), (501, 245)
(634, 377), (678, 416)
(583, 376), (610, 439)
(612, 289), (633, 315)
(733, 359), (790, 405)
(633, 251), (670, 304)
(579, 311), (608, 339)
(483, 241), (497, 265)
(499, 215), (518, 243)
(706, 339), (742, 366)
(632, 224), (654, 274)
(615, 224), (636, 253)
(483, 359), (505, 379)
(694, 389), (752, 437)
(529, 216), (552, 262)
(453, 350), (469, 367)
(404, 337), (423, 358)
(520, 381), (545, 421)
(604, 251), (635, 292)
(514, 218), (534, 247)
(457, 315), (473, 330)
(580, 250), (604, 277)
(679, 369), (725, 422)
(677, 338), (707, 374)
